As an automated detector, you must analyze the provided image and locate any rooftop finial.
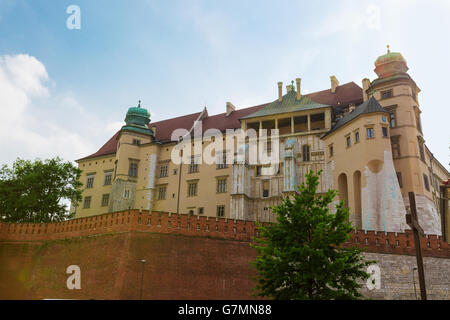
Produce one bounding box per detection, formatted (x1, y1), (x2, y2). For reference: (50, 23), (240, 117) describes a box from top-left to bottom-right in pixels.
(138, 100), (141, 108)
(387, 44), (390, 53)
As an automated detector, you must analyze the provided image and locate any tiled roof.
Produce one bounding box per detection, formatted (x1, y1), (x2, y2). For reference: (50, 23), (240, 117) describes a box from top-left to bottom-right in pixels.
(323, 97), (387, 137)
(76, 82), (363, 161)
(305, 81), (363, 108)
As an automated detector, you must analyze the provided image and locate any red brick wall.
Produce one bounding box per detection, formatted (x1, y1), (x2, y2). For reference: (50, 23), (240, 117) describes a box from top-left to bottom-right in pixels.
(0, 210), (449, 299)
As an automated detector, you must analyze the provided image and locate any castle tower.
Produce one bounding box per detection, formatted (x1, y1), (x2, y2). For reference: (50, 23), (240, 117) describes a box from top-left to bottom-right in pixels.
(109, 101), (154, 212)
(367, 47), (441, 234)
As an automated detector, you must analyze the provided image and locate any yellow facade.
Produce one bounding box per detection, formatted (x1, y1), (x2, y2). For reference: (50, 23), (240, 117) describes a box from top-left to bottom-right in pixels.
(74, 49), (449, 235)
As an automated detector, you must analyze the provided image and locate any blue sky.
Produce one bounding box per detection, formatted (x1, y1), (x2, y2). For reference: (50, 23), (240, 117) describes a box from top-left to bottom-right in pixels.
(0, 0), (449, 169)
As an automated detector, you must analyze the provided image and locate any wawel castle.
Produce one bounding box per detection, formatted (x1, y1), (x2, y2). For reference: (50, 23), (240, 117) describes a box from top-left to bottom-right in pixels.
(74, 49), (450, 239)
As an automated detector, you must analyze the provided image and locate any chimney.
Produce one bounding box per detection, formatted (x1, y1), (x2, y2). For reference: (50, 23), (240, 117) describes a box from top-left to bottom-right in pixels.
(295, 78), (301, 100)
(151, 126), (156, 135)
(330, 75), (339, 93)
(226, 102), (236, 116)
(278, 82), (283, 102)
(286, 84), (294, 93)
(349, 103), (356, 113)
(362, 78), (371, 101)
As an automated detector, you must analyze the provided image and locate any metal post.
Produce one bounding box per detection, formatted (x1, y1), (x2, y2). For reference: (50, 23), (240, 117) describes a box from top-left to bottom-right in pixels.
(139, 259), (146, 300)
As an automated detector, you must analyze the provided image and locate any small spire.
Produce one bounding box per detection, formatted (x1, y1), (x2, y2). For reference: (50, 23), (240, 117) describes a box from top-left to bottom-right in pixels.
(291, 80), (294, 87)
(137, 100), (141, 108)
(387, 44), (390, 53)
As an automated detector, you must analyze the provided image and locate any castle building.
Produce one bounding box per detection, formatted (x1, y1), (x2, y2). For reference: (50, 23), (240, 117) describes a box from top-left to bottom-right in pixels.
(74, 49), (450, 237)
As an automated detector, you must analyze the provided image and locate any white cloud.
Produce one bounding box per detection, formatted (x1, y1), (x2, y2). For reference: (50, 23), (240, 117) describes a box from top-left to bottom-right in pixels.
(0, 54), (96, 165)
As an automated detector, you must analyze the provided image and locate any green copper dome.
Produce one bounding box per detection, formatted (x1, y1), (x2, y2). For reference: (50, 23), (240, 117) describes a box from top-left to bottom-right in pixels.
(375, 51), (406, 66)
(121, 101), (153, 136)
(374, 46), (408, 79)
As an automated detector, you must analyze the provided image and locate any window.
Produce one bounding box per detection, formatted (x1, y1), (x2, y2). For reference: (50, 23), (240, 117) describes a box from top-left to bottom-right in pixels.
(104, 172), (112, 185)
(367, 127), (374, 139)
(173, 169), (178, 175)
(188, 157), (199, 173)
(418, 137), (425, 162)
(217, 205), (225, 217)
(262, 180), (269, 198)
(329, 145), (334, 157)
(83, 196), (91, 209)
(217, 152), (228, 169)
(346, 136), (351, 147)
(396, 172), (403, 188)
(158, 186), (167, 200)
(159, 165), (168, 177)
(256, 166), (261, 176)
(188, 182), (198, 197)
(188, 209), (194, 216)
(217, 178), (227, 193)
(391, 136), (401, 158)
(101, 194), (109, 207)
(382, 126), (388, 137)
(123, 189), (130, 199)
(302, 145), (310, 162)
(389, 110), (396, 128)
(86, 176), (94, 188)
(129, 161), (138, 177)
(381, 89), (393, 99)
(355, 131), (360, 143)
(423, 174), (430, 192)
(198, 207), (204, 215)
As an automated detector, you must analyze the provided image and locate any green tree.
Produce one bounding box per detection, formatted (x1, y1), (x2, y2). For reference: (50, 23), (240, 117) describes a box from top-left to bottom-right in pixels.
(251, 170), (373, 300)
(0, 157), (82, 223)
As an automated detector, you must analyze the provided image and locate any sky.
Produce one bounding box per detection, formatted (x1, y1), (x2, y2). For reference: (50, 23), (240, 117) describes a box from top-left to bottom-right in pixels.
(0, 0), (449, 169)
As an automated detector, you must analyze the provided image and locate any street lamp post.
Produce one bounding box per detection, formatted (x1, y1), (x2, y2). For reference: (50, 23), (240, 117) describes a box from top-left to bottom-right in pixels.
(140, 259), (146, 300)
(412, 266), (418, 300)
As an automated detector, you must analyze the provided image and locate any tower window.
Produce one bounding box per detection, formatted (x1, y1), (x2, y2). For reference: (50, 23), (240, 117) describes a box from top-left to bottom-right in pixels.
(423, 174), (430, 192)
(396, 172), (403, 188)
(418, 137), (425, 162)
(366, 127), (374, 139)
(381, 89), (393, 99)
(382, 126), (388, 137)
(391, 136), (401, 158)
(123, 189), (130, 199)
(129, 162), (138, 177)
(329, 145), (334, 157)
(355, 131), (360, 143)
(346, 136), (351, 147)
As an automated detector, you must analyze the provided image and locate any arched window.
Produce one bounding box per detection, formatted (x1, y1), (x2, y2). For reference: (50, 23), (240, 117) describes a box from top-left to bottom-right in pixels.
(302, 145), (310, 162)
(338, 173), (348, 210)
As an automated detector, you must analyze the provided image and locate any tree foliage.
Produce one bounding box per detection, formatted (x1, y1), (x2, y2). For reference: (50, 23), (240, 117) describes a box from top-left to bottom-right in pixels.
(251, 170), (373, 300)
(0, 157), (82, 223)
